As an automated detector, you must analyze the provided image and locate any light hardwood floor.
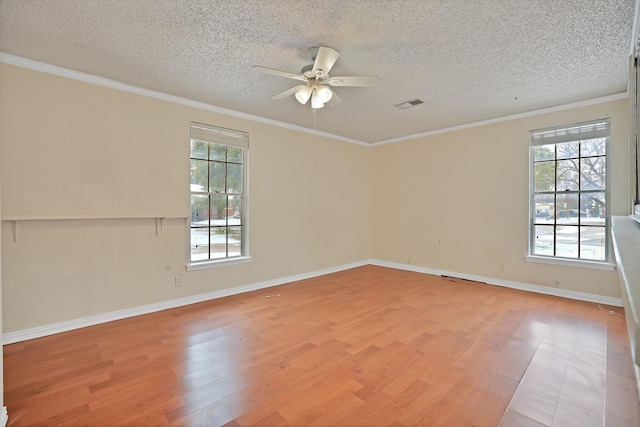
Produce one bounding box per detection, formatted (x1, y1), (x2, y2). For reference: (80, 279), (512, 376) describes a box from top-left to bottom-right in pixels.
(4, 265), (640, 426)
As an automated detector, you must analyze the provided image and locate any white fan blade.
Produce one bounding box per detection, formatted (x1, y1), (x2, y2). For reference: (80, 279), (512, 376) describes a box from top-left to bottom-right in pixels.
(326, 75), (379, 87)
(253, 66), (307, 82)
(270, 85), (305, 100)
(312, 47), (340, 74)
(327, 90), (343, 107)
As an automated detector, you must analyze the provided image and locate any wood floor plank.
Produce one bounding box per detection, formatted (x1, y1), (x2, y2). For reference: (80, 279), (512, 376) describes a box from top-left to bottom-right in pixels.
(499, 409), (548, 427)
(4, 265), (640, 426)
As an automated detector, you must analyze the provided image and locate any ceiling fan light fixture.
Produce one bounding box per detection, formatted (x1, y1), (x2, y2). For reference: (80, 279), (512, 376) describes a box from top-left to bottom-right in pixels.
(316, 85), (333, 103)
(295, 85), (313, 104)
(254, 46), (379, 109)
(311, 90), (325, 109)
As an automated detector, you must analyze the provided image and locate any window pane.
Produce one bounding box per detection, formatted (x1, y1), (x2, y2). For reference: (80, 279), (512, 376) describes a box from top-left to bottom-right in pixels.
(534, 161), (555, 192)
(209, 161), (226, 193)
(191, 194), (209, 225)
(227, 163), (243, 193)
(190, 227), (210, 261)
(189, 130), (247, 262)
(580, 192), (606, 225)
(190, 159), (208, 192)
(534, 194), (554, 224)
(228, 146), (242, 163)
(534, 145), (555, 161)
(580, 157), (605, 190)
(556, 226), (579, 258)
(210, 144), (226, 161)
(190, 193), (210, 261)
(528, 121), (608, 263)
(556, 193), (578, 224)
(210, 194), (227, 223)
(580, 227), (605, 261)
(556, 141), (579, 159)
(228, 226), (242, 257)
(228, 195), (242, 225)
(556, 159), (579, 191)
(580, 138), (606, 157)
(210, 227), (227, 259)
(191, 140), (208, 160)
(533, 225), (554, 256)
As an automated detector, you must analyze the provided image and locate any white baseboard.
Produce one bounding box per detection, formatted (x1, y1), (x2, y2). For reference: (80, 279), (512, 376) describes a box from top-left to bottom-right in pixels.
(2, 260), (369, 344)
(3, 258), (622, 344)
(369, 259), (624, 307)
(0, 406), (7, 427)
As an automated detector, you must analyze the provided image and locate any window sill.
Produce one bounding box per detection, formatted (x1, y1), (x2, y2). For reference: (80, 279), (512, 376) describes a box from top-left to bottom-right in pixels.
(186, 256), (252, 271)
(525, 255), (615, 271)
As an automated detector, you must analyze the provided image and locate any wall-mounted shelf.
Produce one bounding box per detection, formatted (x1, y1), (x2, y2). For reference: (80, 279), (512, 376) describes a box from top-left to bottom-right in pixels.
(1, 215), (189, 242)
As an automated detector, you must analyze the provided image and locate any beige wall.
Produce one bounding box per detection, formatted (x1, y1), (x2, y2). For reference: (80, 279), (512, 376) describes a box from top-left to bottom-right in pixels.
(0, 64), (371, 332)
(370, 98), (630, 298)
(0, 62), (632, 335)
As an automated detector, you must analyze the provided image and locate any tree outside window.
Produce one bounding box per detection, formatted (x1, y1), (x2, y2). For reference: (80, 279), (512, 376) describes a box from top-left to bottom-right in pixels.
(530, 120), (609, 262)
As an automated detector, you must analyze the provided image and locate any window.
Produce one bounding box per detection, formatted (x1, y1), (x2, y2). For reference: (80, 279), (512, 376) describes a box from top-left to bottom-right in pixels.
(189, 122), (248, 264)
(529, 119), (609, 263)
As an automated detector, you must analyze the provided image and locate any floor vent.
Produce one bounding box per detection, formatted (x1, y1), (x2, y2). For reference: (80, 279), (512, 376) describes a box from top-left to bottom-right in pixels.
(441, 275), (486, 285)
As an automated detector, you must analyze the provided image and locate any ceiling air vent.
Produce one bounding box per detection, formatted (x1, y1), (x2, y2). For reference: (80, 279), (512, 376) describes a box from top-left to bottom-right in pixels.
(394, 98), (424, 109)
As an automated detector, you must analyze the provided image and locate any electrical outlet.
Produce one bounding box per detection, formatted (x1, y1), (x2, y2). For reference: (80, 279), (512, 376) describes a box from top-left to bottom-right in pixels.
(553, 280), (560, 288)
(499, 263), (505, 271)
(174, 276), (182, 287)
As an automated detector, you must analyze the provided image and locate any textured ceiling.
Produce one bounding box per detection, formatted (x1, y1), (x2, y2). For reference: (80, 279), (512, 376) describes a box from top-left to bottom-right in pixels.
(0, 0), (636, 144)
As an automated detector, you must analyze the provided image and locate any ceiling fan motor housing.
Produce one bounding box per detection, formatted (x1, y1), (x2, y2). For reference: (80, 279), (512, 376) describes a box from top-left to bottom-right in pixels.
(301, 63), (328, 80)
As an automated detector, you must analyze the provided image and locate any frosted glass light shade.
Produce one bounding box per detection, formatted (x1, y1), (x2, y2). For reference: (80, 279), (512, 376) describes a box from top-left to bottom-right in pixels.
(316, 85), (333, 103)
(295, 85), (313, 104)
(311, 90), (325, 109)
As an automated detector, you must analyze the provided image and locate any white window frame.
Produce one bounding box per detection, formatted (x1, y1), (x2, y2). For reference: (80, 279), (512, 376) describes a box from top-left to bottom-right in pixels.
(526, 118), (615, 270)
(187, 122), (250, 270)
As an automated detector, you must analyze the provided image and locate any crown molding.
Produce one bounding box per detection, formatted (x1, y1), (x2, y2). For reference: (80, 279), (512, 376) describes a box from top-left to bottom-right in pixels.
(0, 53), (368, 147)
(0, 52), (629, 147)
(372, 92), (629, 146)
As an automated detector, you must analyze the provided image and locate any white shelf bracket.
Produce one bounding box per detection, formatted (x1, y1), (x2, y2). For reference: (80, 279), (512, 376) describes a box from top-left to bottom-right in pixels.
(155, 217), (164, 236)
(12, 220), (19, 243)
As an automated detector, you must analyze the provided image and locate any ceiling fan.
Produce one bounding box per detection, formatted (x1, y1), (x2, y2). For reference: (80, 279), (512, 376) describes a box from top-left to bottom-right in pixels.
(253, 46), (379, 109)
